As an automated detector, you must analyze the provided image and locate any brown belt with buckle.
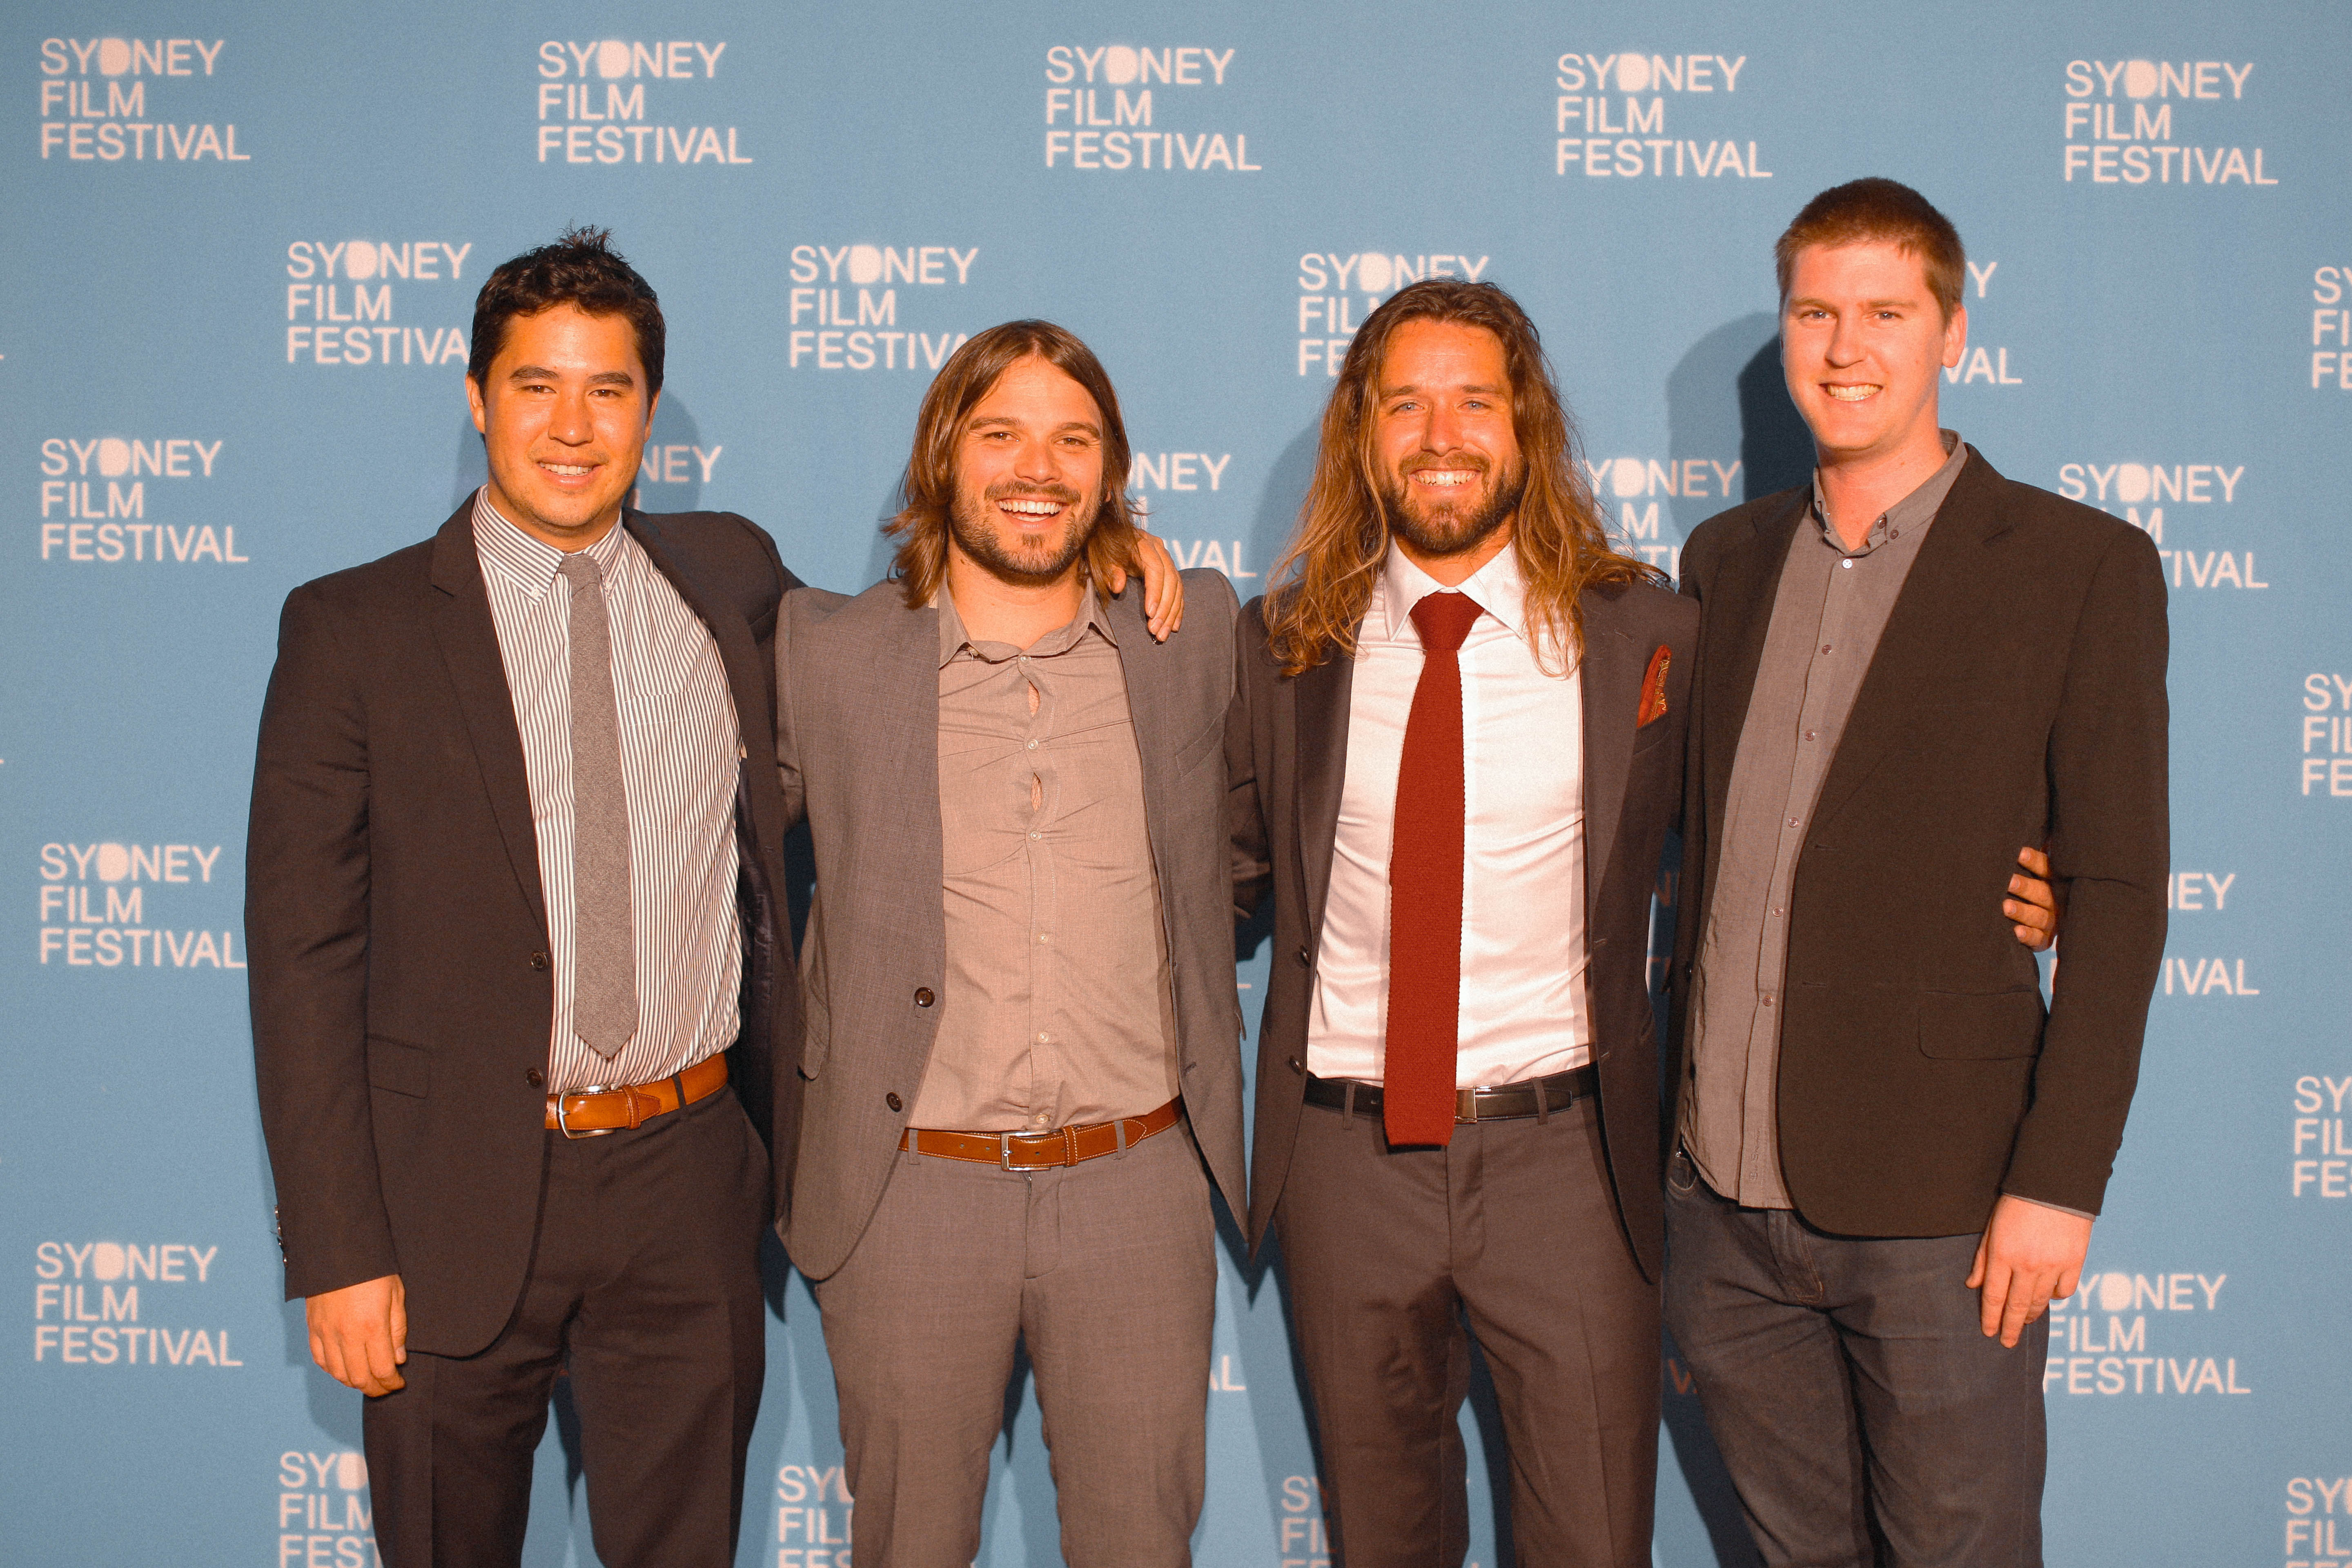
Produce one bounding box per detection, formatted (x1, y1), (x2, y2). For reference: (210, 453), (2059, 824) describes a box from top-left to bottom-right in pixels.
(546, 1052), (729, 1138)
(899, 1098), (1181, 1170)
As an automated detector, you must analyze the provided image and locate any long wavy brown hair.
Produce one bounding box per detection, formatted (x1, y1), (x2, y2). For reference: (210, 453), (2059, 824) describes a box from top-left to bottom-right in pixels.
(885, 320), (1140, 607)
(1263, 278), (1655, 676)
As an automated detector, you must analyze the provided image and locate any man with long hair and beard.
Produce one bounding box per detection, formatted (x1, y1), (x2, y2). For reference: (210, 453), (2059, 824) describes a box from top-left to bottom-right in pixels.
(771, 321), (1245, 1568)
(1227, 278), (1694, 1566)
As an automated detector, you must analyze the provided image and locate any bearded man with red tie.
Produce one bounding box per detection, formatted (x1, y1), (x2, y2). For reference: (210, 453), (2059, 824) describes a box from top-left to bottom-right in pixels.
(1227, 279), (1694, 1567)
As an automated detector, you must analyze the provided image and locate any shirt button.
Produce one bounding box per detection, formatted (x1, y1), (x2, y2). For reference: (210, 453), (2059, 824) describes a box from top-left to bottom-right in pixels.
(1029, 831), (1041, 840)
(1038, 933), (1051, 944)
(1762, 994), (1775, 1007)
(530, 951), (550, 971)
(1772, 906), (1785, 917)
(1036, 1032), (1050, 1044)
(1841, 559), (1854, 570)
(913, 987), (935, 1007)
(1787, 817), (1800, 828)
(526, 1067), (546, 1087)
(1804, 730), (1817, 741)
(1029, 1112), (1050, 1129)
(1820, 644), (1833, 655)
(1026, 739), (1038, 750)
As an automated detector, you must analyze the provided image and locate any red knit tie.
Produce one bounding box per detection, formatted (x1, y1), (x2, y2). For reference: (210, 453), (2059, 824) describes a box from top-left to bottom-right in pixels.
(1383, 591), (1485, 1147)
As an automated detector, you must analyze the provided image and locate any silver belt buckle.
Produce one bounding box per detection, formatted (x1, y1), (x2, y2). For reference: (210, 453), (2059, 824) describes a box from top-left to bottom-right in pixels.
(998, 1128), (1069, 1172)
(555, 1085), (618, 1140)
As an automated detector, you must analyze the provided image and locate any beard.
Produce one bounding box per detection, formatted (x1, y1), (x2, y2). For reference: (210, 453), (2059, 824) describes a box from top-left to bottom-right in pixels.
(947, 479), (1099, 586)
(1376, 453), (1526, 562)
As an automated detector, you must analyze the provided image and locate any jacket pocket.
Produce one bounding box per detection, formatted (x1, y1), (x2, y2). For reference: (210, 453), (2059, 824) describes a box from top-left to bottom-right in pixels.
(365, 1035), (431, 1098)
(1918, 988), (2045, 1060)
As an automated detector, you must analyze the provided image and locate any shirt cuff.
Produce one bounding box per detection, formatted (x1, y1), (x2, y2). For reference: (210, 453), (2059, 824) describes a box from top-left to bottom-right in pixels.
(2000, 1190), (2096, 1223)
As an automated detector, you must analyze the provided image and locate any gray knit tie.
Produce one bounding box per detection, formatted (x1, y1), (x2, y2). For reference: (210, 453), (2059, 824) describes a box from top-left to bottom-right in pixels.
(558, 551), (637, 1058)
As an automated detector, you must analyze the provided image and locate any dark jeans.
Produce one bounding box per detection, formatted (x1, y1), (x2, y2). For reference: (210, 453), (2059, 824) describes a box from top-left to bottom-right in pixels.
(1663, 1150), (2046, 1568)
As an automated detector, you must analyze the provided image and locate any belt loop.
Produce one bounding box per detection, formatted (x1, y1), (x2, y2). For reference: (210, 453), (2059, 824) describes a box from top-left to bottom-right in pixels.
(1534, 1075), (1552, 1125)
(1339, 1079), (1356, 1131)
(1063, 1125), (1080, 1166)
(1113, 1118), (1130, 1158)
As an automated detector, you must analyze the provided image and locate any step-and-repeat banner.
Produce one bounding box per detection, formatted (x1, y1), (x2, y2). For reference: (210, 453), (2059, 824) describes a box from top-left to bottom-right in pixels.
(6, 2), (2348, 1565)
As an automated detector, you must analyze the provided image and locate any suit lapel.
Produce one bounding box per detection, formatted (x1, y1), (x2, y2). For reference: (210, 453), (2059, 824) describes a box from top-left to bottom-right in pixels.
(1577, 591), (1641, 926)
(1697, 491), (1808, 883)
(1108, 586), (1178, 865)
(425, 504), (548, 933)
(1809, 449), (2011, 830)
(1294, 647), (1354, 942)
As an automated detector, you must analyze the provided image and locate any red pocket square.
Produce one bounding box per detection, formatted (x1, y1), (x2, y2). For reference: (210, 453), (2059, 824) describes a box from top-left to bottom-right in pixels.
(1637, 645), (1671, 728)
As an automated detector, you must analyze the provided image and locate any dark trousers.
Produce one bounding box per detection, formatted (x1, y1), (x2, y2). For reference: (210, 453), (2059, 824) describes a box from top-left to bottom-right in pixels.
(812, 1122), (1216, 1568)
(1663, 1152), (2047, 1568)
(1277, 1091), (1660, 1568)
(364, 1088), (771, 1568)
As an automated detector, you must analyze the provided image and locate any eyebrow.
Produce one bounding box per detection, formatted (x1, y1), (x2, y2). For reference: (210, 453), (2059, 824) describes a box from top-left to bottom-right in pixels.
(1786, 296), (1919, 312)
(967, 414), (1101, 438)
(505, 364), (637, 387)
(1380, 381), (1507, 399)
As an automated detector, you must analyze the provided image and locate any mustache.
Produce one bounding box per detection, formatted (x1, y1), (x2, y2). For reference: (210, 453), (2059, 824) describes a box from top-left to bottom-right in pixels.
(986, 481), (1083, 505)
(1398, 450), (1491, 477)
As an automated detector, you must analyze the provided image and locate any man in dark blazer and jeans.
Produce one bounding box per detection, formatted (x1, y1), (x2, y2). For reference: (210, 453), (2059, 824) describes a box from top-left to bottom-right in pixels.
(1666, 179), (2168, 1567)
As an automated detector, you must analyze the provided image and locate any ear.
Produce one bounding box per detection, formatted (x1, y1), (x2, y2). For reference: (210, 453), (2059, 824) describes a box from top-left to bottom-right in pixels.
(1942, 302), (1969, 370)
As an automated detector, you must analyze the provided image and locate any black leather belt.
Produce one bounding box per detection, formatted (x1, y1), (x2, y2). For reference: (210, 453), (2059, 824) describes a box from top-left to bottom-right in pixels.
(1303, 1065), (1597, 1123)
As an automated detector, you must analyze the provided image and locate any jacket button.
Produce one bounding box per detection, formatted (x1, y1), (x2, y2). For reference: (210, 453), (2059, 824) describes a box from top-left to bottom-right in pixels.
(530, 951), (550, 971)
(886, 1093), (904, 1112)
(1296, 946), (1311, 966)
(913, 987), (935, 1008)
(526, 1067), (545, 1087)
(1287, 1056), (1304, 1075)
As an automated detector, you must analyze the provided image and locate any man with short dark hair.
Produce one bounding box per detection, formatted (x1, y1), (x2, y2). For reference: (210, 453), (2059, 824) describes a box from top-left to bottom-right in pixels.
(1666, 178), (2168, 1566)
(773, 321), (1238, 1567)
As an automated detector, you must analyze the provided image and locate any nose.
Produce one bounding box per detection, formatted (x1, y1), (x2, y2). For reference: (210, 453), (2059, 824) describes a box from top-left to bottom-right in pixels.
(1824, 312), (1866, 368)
(547, 385), (595, 445)
(1011, 434), (1059, 484)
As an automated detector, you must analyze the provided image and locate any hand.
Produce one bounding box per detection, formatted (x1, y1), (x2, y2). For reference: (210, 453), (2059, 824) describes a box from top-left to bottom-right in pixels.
(1965, 1195), (2091, 1347)
(2005, 844), (2064, 953)
(306, 1274), (408, 1395)
(1105, 531), (1185, 641)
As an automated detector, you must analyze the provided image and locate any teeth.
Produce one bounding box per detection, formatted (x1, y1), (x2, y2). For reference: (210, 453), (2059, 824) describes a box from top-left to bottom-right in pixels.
(1000, 499), (1062, 515)
(543, 463), (592, 475)
(1824, 385), (1880, 402)
(1414, 471), (1474, 487)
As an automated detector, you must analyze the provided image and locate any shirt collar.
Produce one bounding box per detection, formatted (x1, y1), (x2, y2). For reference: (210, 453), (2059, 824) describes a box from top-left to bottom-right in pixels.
(1809, 430), (1967, 557)
(1372, 538), (1531, 644)
(471, 487), (633, 600)
(936, 578), (1116, 668)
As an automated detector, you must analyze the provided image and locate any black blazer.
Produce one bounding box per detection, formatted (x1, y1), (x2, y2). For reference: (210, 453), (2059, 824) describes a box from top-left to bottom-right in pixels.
(246, 501), (802, 1356)
(1669, 448), (2168, 1236)
(1229, 579), (1698, 1282)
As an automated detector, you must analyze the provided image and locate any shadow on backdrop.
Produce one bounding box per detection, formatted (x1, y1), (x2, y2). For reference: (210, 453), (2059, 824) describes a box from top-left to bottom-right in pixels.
(1665, 313), (1814, 518)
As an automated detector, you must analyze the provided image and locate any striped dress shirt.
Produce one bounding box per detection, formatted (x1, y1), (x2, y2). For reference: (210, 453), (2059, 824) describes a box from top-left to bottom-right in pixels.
(472, 490), (744, 1094)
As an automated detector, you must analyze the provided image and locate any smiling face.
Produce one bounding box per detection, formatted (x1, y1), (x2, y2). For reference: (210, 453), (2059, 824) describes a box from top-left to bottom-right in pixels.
(1781, 240), (1966, 473)
(945, 354), (1107, 587)
(1371, 318), (1526, 575)
(465, 303), (656, 550)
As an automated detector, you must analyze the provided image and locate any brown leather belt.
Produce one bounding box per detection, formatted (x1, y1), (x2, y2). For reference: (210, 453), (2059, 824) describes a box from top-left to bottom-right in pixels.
(899, 1098), (1182, 1170)
(546, 1052), (729, 1138)
(1304, 1065), (1597, 1123)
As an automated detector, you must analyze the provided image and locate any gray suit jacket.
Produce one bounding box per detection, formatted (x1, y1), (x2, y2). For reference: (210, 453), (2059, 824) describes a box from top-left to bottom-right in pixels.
(775, 569), (1247, 1281)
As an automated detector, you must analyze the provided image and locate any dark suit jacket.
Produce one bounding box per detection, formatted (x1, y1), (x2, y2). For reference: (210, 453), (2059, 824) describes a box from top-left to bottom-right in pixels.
(1669, 448), (2168, 1236)
(1229, 579), (1698, 1282)
(773, 571), (1248, 1282)
(247, 501), (802, 1357)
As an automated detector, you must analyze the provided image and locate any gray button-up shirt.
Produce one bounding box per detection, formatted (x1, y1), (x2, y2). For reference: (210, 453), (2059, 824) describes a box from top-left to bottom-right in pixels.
(1685, 432), (1967, 1207)
(913, 583), (1180, 1134)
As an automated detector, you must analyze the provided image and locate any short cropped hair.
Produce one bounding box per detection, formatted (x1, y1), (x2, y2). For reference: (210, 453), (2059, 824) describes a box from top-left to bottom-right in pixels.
(468, 226), (666, 395)
(1774, 178), (1965, 322)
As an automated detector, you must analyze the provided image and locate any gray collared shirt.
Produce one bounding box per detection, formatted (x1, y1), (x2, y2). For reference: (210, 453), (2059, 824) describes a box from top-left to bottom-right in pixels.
(1685, 432), (1968, 1207)
(913, 583), (1180, 1133)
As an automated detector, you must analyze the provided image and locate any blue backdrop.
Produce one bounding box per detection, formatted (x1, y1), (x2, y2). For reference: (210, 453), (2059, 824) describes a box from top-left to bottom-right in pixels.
(7, 3), (2350, 1565)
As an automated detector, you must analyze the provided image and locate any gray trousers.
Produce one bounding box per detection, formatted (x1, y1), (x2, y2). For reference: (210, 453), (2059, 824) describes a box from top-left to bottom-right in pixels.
(1664, 1151), (2047, 1568)
(813, 1120), (1215, 1568)
(1278, 1091), (1661, 1568)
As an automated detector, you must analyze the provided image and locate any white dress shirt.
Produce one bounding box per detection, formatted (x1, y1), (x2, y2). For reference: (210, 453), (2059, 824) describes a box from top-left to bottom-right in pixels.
(1307, 542), (1591, 1087)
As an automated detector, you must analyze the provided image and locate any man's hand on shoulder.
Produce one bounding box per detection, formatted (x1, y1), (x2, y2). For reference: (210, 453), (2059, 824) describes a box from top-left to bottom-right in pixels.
(1107, 532), (1185, 641)
(306, 1274), (408, 1395)
(1965, 1195), (2092, 1348)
